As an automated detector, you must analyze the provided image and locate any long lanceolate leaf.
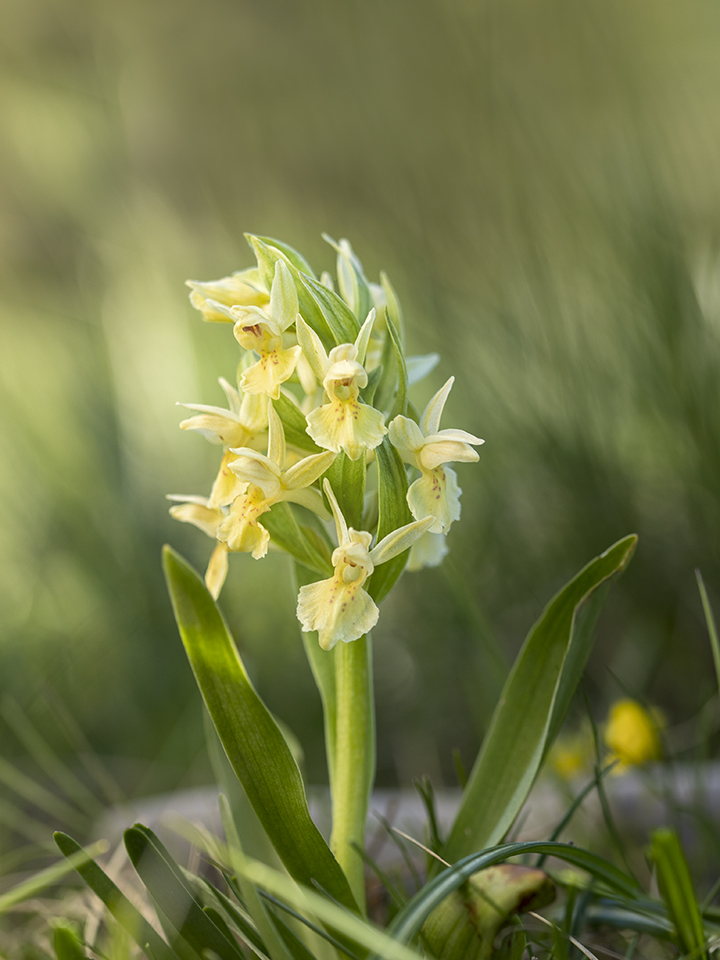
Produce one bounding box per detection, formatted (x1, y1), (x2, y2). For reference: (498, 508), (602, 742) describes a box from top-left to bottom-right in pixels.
(53, 833), (180, 960)
(386, 841), (642, 949)
(444, 535), (637, 862)
(162, 546), (359, 914)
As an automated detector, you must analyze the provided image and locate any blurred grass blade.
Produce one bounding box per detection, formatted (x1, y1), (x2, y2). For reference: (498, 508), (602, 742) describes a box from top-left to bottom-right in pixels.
(0, 837), (108, 914)
(0, 755), (88, 831)
(220, 793), (294, 960)
(651, 828), (707, 960)
(385, 840), (641, 948)
(53, 925), (89, 960)
(124, 825), (245, 960)
(696, 570), (720, 697)
(1, 696), (104, 819)
(162, 545), (358, 913)
(444, 535), (637, 862)
(367, 438), (413, 604)
(54, 832), (179, 960)
(235, 854), (424, 960)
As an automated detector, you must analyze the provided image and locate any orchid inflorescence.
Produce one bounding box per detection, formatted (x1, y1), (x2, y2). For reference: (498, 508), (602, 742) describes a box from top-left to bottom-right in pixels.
(169, 234), (483, 650)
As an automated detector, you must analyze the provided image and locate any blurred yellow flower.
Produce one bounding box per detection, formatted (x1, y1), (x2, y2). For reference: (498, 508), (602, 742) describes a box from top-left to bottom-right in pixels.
(604, 699), (662, 770)
(548, 729), (593, 780)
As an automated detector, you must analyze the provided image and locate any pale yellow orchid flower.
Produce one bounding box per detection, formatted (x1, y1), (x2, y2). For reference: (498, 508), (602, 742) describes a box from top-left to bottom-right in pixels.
(186, 267), (269, 322)
(296, 480), (434, 650)
(207, 260), (301, 400)
(217, 402), (336, 559)
(297, 311), (387, 460)
(388, 377), (483, 534)
(166, 495), (229, 599)
(177, 376), (268, 508)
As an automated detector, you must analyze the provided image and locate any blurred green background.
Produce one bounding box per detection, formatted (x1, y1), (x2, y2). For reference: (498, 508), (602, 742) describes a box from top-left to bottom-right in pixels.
(2, 0), (720, 794)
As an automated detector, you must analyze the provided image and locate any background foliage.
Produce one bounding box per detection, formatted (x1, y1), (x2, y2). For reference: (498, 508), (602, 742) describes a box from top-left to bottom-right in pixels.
(2, 0), (720, 790)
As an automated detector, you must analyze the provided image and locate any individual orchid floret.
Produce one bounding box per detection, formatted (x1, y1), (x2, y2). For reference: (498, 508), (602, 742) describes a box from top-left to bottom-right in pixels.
(388, 377), (484, 534)
(296, 480), (434, 650)
(297, 311), (387, 460)
(177, 376), (268, 508)
(216, 402), (336, 559)
(206, 260), (302, 400)
(166, 495), (229, 599)
(186, 267), (269, 322)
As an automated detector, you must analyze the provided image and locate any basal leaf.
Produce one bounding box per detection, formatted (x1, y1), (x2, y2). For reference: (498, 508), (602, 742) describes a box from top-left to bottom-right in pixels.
(162, 547), (358, 913)
(443, 535), (637, 862)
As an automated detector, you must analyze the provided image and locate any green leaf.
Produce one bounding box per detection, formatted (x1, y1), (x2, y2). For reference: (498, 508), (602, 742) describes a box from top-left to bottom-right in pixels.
(443, 535), (637, 862)
(696, 570), (720, 698)
(125, 825), (245, 960)
(246, 234), (334, 344)
(252, 235), (317, 278)
(386, 840), (641, 949)
(324, 451), (366, 530)
(651, 828), (707, 959)
(300, 273), (360, 344)
(360, 365), (383, 406)
(274, 393), (321, 453)
(162, 546), (358, 914)
(380, 271), (405, 345)
(263, 502), (333, 577)
(323, 234), (372, 321)
(234, 853), (424, 960)
(53, 832), (179, 960)
(373, 324), (398, 415)
(367, 439), (413, 604)
(53, 926), (88, 960)
(385, 311), (407, 420)
(220, 793), (294, 960)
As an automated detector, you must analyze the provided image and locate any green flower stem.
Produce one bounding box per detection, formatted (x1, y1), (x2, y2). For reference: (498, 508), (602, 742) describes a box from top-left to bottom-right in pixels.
(330, 634), (375, 913)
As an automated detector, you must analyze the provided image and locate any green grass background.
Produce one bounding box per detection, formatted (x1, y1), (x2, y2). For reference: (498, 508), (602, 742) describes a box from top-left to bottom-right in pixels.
(1, 0), (720, 791)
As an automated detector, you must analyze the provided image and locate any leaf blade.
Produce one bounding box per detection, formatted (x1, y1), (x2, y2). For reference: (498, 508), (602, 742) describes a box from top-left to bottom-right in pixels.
(162, 546), (358, 913)
(444, 535), (637, 862)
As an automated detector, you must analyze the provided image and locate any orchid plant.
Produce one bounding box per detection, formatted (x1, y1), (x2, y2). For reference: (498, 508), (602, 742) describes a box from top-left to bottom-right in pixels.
(48, 234), (665, 960)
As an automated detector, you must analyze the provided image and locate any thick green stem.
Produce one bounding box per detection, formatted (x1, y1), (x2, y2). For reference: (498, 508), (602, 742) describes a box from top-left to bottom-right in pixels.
(330, 634), (375, 913)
